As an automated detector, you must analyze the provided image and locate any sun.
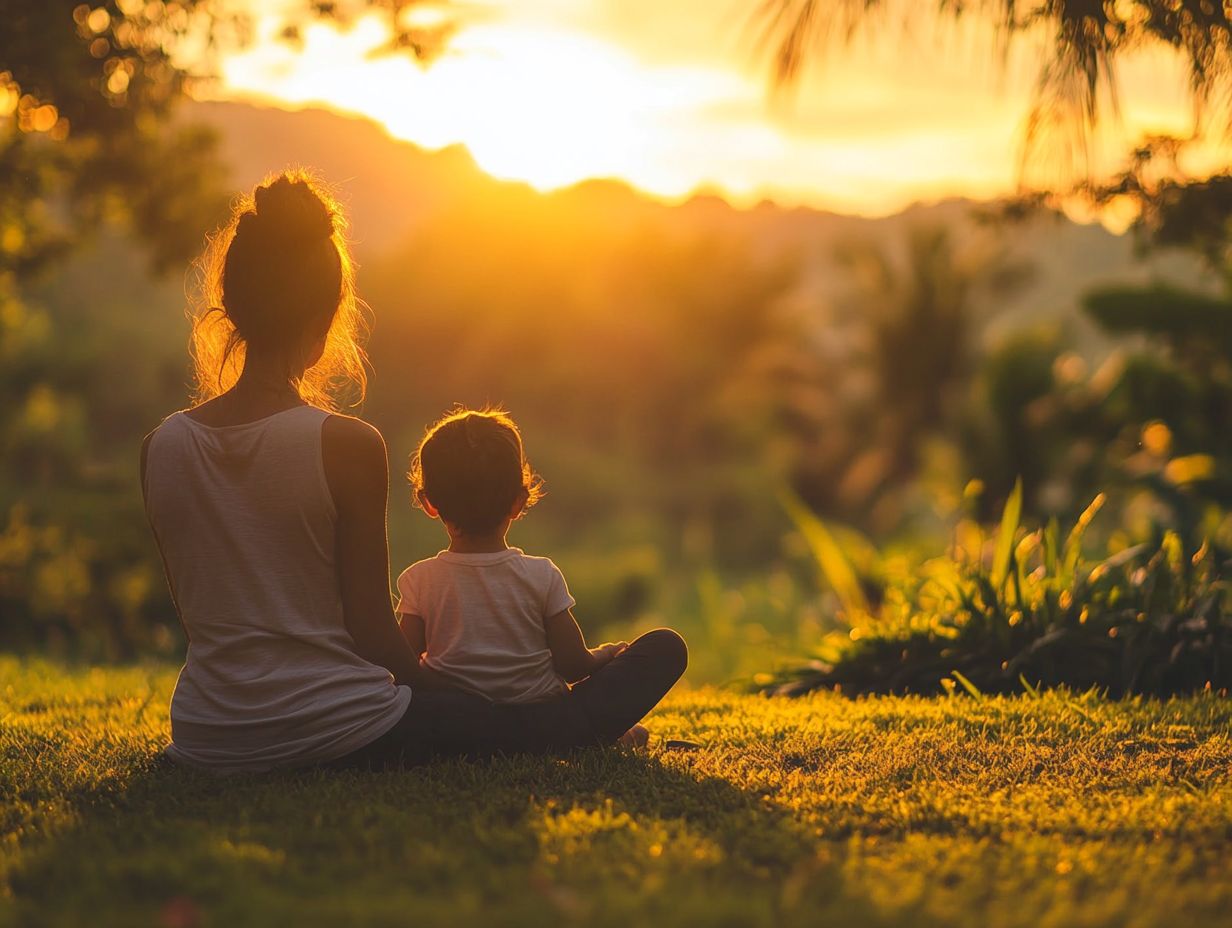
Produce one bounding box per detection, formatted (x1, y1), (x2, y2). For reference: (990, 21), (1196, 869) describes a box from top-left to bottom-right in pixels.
(217, 13), (744, 200)
(383, 25), (647, 191)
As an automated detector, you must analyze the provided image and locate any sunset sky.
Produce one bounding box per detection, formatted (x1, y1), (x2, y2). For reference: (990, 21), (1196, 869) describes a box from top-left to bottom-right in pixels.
(214, 0), (1215, 217)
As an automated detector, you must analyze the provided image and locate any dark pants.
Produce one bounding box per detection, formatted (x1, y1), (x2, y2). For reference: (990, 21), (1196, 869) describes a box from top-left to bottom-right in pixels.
(331, 628), (688, 769)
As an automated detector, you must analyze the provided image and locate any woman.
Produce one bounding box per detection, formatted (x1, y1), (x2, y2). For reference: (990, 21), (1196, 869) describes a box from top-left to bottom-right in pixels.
(142, 171), (686, 771)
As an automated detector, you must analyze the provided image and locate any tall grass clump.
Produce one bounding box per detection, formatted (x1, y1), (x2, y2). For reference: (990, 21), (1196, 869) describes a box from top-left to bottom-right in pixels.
(767, 483), (1232, 697)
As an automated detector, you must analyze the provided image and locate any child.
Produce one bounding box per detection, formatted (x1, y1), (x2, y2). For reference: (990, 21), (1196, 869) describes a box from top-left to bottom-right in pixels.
(396, 408), (687, 748)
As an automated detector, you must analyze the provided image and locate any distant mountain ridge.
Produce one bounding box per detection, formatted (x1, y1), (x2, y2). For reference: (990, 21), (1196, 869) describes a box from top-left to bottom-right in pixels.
(188, 99), (1211, 340)
(188, 100), (981, 256)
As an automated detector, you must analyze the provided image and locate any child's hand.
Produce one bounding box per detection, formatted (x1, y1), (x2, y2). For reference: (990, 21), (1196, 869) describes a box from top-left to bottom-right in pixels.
(589, 641), (628, 668)
(414, 658), (457, 691)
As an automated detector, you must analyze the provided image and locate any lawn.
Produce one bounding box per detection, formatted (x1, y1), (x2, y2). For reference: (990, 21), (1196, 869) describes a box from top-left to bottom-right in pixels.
(2, 657), (1230, 928)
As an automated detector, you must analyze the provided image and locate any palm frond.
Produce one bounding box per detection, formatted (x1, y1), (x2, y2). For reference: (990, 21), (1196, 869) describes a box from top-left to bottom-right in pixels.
(751, 1), (1232, 179)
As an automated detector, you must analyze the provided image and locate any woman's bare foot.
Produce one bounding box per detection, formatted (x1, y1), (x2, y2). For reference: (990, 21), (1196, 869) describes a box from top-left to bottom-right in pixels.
(617, 724), (649, 748)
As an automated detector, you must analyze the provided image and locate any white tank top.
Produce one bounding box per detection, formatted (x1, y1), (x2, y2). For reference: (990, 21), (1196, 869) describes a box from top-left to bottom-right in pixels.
(143, 405), (411, 771)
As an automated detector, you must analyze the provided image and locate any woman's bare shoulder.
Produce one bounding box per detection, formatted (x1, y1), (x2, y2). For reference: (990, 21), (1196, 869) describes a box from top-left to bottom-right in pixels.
(139, 413), (184, 490)
(321, 414), (388, 500)
(322, 413), (385, 449)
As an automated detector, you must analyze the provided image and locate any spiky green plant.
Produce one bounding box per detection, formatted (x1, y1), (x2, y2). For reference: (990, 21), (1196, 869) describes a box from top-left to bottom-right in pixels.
(769, 486), (1232, 696)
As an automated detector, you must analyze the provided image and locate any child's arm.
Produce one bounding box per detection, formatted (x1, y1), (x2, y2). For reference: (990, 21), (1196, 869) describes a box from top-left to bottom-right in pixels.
(397, 614), (453, 691)
(545, 608), (627, 684)
(399, 613), (427, 658)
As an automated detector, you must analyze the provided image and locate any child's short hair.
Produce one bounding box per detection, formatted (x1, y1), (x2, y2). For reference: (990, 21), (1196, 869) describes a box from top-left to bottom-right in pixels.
(410, 408), (543, 535)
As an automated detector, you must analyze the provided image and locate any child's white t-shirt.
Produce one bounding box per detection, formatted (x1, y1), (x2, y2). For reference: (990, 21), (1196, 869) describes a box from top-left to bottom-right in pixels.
(395, 548), (576, 704)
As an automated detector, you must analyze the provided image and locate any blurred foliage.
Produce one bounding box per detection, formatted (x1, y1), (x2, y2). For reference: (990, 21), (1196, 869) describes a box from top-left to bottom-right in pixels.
(0, 231), (194, 659)
(773, 223), (1032, 531)
(0, 1), (236, 657)
(0, 0), (232, 276)
(1077, 135), (1232, 280)
(967, 141), (1232, 525)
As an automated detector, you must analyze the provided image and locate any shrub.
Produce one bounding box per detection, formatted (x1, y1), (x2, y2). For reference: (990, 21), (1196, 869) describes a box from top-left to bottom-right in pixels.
(766, 484), (1232, 697)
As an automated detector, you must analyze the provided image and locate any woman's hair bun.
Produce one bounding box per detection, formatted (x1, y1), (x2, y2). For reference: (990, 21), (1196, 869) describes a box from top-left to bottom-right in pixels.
(192, 168), (366, 412)
(243, 174), (336, 244)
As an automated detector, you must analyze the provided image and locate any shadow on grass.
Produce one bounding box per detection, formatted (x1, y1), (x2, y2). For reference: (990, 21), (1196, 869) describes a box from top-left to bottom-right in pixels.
(6, 746), (904, 928)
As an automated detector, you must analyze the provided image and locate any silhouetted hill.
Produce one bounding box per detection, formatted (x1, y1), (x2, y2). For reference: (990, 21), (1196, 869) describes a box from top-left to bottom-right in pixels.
(186, 100), (510, 253)
(175, 98), (1216, 347)
(190, 100), (1208, 327)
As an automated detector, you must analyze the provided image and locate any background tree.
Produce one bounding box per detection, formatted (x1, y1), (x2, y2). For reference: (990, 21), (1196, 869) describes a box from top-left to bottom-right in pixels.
(0, 0), (451, 656)
(753, 0), (1232, 180)
(754, 1), (1232, 540)
(777, 223), (1031, 532)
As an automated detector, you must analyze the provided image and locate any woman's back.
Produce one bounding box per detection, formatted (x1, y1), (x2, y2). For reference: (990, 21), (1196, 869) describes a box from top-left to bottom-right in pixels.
(144, 405), (409, 771)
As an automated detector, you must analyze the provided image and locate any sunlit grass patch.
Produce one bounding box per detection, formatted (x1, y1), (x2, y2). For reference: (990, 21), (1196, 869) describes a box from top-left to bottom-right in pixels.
(2, 657), (1231, 927)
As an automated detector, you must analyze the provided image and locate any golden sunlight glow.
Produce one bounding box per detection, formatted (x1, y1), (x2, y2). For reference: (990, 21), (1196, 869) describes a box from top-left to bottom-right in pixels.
(215, 3), (1216, 216)
(220, 14), (774, 202)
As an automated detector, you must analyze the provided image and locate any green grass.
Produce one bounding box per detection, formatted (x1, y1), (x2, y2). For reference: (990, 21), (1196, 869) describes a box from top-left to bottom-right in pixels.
(3, 658), (1231, 928)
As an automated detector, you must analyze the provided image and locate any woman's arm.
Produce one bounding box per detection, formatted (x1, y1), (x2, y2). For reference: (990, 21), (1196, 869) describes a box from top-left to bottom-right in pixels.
(140, 429), (189, 642)
(322, 414), (422, 686)
(544, 608), (627, 684)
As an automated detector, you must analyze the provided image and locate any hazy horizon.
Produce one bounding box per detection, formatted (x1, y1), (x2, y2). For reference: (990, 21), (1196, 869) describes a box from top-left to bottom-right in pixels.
(207, 0), (1219, 220)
